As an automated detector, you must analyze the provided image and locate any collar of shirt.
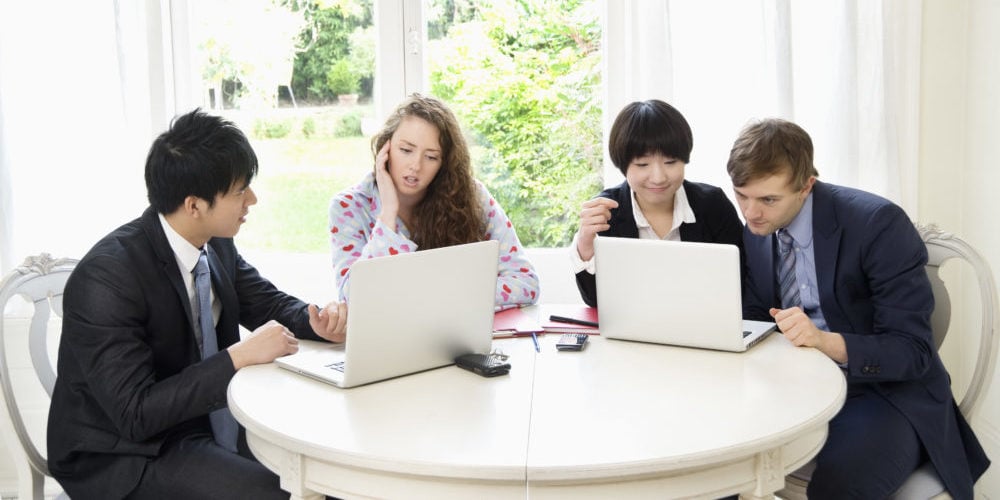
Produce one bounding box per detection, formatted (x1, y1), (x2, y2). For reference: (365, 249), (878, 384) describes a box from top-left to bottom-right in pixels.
(630, 183), (696, 240)
(158, 212), (202, 273)
(158, 212), (220, 338)
(784, 192), (814, 249)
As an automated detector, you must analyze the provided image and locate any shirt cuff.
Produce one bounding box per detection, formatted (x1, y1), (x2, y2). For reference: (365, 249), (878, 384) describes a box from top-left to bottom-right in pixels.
(569, 233), (596, 275)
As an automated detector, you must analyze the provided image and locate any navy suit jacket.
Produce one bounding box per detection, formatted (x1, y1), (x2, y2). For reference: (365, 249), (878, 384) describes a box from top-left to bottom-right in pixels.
(742, 181), (989, 498)
(47, 207), (324, 500)
(575, 179), (745, 306)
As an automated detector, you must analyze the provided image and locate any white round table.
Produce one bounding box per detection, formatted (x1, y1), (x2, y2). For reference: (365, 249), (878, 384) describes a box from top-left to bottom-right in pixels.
(229, 331), (845, 499)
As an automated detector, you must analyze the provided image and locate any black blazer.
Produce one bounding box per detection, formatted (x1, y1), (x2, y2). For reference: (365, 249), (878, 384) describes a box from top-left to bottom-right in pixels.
(47, 207), (323, 500)
(575, 180), (745, 306)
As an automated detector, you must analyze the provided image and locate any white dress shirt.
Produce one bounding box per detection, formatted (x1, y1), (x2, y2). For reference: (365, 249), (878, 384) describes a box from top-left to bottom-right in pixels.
(158, 213), (221, 347)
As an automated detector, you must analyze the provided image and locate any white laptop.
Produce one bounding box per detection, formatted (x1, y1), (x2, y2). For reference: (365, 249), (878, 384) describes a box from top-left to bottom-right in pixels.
(275, 240), (499, 388)
(594, 236), (776, 352)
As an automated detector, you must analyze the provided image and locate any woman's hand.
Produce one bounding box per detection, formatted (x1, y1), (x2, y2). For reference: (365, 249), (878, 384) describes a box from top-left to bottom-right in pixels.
(374, 141), (399, 231)
(576, 197), (618, 261)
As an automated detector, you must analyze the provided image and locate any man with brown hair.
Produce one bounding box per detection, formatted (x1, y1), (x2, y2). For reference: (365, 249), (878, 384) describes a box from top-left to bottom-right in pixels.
(727, 118), (989, 499)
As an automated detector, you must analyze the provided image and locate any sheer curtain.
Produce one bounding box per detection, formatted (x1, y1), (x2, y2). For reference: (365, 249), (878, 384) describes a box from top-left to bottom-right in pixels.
(603, 0), (923, 217)
(0, 1), (181, 274)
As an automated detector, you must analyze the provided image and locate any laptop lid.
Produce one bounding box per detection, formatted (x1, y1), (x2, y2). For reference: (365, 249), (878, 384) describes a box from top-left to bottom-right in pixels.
(594, 236), (775, 352)
(276, 240), (499, 387)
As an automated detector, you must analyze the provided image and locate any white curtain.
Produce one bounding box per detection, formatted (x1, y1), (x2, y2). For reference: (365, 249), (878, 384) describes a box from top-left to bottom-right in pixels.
(603, 0), (923, 218)
(0, 1), (183, 274)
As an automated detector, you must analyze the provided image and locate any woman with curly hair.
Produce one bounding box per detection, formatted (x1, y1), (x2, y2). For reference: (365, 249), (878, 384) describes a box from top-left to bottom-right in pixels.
(328, 93), (539, 310)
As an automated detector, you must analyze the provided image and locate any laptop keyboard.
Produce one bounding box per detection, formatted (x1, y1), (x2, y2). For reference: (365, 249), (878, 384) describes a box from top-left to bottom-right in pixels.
(325, 361), (345, 373)
(742, 330), (752, 338)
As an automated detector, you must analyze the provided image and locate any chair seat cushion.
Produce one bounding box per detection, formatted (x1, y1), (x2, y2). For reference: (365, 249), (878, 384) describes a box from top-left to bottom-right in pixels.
(888, 462), (946, 499)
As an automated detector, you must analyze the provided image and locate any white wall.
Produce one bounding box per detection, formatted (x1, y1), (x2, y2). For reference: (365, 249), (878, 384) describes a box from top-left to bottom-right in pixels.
(920, 0), (1000, 496)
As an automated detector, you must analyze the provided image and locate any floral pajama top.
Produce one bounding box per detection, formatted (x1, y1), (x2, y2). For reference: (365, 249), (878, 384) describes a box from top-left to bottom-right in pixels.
(328, 172), (540, 311)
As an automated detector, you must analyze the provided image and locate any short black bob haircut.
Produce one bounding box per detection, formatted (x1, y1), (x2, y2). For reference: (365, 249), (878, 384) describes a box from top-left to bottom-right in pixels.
(607, 100), (693, 175)
(145, 108), (258, 214)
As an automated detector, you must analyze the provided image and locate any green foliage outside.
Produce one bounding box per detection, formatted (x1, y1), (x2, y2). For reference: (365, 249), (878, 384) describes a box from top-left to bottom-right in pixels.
(290, 0), (373, 103)
(197, 1), (373, 107)
(428, 0), (603, 247)
(209, 0), (603, 252)
(334, 110), (364, 137)
(233, 107), (374, 253)
(253, 118), (294, 139)
(326, 59), (361, 95)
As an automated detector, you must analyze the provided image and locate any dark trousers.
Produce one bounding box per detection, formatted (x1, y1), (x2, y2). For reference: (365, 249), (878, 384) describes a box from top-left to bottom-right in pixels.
(125, 431), (288, 500)
(807, 388), (926, 500)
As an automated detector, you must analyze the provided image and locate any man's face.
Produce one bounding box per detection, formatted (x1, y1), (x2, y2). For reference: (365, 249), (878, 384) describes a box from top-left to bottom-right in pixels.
(732, 170), (814, 236)
(201, 181), (258, 239)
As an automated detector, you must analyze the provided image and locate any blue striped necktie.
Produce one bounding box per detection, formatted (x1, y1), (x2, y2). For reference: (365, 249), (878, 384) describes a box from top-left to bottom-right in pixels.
(776, 229), (802, 309)
(194, 251), (239, 453)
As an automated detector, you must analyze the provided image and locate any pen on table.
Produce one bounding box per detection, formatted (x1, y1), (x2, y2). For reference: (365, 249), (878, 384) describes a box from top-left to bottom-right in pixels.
(549, 315), (599, 328)
(531, 332), (540, 352)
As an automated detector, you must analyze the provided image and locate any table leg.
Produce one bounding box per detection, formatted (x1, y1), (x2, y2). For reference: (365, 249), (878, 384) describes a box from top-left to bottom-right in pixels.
(741, 448), (783, 499)
(280, 452), (324, 500)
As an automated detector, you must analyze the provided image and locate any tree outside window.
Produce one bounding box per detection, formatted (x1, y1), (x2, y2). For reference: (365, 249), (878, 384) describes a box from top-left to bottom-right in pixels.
(193, 0), (600, 253)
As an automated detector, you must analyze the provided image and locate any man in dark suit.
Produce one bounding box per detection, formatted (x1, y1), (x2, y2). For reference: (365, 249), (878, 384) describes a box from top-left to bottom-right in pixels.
(47, 109), (347, 500)
(727, 118), (989, 499)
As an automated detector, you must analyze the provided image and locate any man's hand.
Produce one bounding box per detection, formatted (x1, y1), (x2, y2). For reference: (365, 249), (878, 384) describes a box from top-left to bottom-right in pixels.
(309, 302), (348, 343)
(770, 307), (847, 364)
(576, 197), (619, 261)
(227, 320), (299, 370)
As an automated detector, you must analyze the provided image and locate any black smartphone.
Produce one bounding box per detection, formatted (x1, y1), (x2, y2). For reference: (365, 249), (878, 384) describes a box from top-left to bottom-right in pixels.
(454, 353), (511, 377)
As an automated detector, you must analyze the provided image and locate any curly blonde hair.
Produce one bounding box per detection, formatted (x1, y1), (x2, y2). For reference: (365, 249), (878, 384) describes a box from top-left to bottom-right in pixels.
(371, 94), (485, 249)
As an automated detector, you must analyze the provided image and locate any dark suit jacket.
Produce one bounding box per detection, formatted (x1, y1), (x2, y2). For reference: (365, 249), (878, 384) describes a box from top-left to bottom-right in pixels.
(575, 180), (745, 306)
(742, 181), (989, 498)
(47, 207), (324, 500)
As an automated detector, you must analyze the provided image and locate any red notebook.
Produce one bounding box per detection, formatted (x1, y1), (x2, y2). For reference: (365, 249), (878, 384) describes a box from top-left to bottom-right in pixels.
(492, 307), (544, 338)
(540, 304), (600, 334)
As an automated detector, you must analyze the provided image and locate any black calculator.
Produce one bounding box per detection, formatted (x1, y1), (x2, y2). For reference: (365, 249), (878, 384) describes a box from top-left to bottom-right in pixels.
(555, 333), (589, 351)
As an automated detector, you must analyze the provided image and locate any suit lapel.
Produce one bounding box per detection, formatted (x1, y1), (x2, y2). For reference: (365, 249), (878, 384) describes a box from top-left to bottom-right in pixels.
(810, 182), (850, 330)
(143, 208), (198, 337)
(204, 244), (241, 349)
(746, 230), (776, 305)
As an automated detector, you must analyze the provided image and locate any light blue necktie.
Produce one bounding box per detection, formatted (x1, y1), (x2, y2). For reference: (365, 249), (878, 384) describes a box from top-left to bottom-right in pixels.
(194, 251), (239, 453)
(776, 229), (802, 309)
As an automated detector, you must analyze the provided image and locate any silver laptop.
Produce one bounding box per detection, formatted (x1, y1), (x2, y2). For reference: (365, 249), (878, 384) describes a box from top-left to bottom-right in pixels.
(276, 240), (499, 388)
(594, 236), (776, 352)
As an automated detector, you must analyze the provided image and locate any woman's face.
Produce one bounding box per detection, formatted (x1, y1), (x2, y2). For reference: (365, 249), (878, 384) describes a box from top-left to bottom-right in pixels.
(624, 153), (686, 210)
(387, 116), (444, 204)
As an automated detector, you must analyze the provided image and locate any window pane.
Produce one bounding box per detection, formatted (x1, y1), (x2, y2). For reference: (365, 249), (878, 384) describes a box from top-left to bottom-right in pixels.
(425, 0), (603, 248)
(189, 0), (375, 256)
